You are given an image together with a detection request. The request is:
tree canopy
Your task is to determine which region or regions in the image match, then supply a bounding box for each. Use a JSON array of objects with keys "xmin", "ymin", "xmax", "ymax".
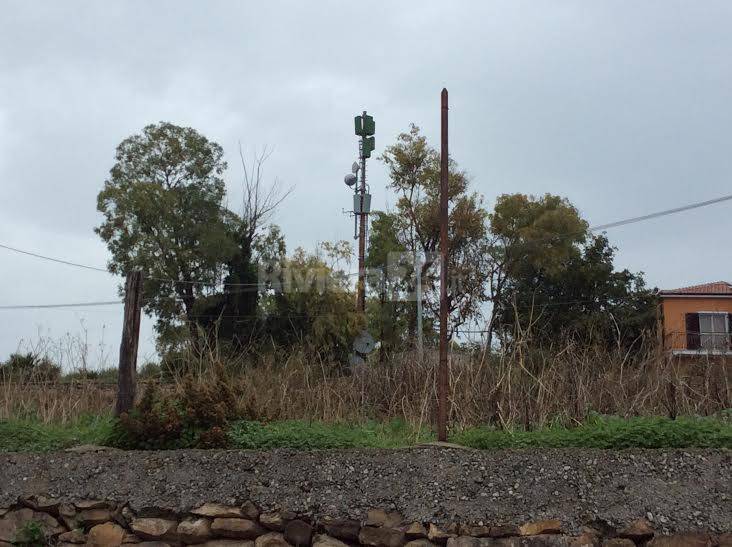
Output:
[{"xmin": 96, "ymin": 122, "xmax": 235, "ymax": 346}]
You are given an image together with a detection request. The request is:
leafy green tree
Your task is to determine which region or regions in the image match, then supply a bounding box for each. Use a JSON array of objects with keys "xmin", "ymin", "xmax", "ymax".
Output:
[
  {"xmin": 365, "ymin": 212, "xmax": 411, "ymax": 360},
  {"xmin": 96, "ymin": 122, "xmax": 236, "ymax": 346},
  {"xmin": 261, "ymin": 241, "xmax": 362, "ymax": 361},
  {"xmin": 379, "ymin": 124, "xmax": 490, "ymax": 339},
  {"xmin": 488, "ymin": 193, "xmax": 656, "ymax": 347},
  {"xmin": 486, "ymin": 193, "xmax": 588, "ymax": 346}
]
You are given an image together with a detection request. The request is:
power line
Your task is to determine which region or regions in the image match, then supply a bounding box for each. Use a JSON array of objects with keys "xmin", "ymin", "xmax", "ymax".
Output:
[
  {"xmin": 2, "ymin": 191, "xmax": 732, "ymax": 281},
  {"xmin": 590, "ymin": 193, "xmax": 732, "ymax": 231},
  {"xmin": 0, "ymin": 243, "xmax": 109, "ymax": 273},
  {"xmin": 0, "ymin": 300, "xmax": 123, "ymax": 310}
]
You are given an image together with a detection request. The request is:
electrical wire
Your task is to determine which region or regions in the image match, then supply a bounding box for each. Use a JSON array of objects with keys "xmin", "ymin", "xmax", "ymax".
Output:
[
  {"xmin": 590, "ymin": 193, "xmax": 732, "ymax": 231},
  {"xmin": 2, "ymin": 191, "xmax": 731, "ymax": 284},
  {"xmin": 0, "ymin": 300, "xmax": 123, "ymax": 310},
  {"xmin": 0, "ymin": 243, "xmax": 109, "ymax": 272}
]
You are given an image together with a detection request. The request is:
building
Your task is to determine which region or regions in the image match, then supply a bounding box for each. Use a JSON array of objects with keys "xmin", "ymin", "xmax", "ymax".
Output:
[{"xmin": 659, "ymin": 281, "xmax": 732, "ymax": 355}]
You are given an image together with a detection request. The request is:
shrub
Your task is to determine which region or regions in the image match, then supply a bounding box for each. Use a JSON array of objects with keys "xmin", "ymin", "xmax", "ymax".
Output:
[
  {"xmin": 0, "ymin": 353, "xmax": 61, "ymax": 382},
  {"xmin": 14, "ymin": 520, "xmax": 46, "ymax": 546},
  {"xmin": 62, "ymin": 367, "xmax": 117, "ymax": 383},
  {"xmin": 109, "ymin": 371, "xmax": 238, "ymax": 449},
  {"xmin": 139, "ymin": 361, "xmax": 162, "ymax": 380}
]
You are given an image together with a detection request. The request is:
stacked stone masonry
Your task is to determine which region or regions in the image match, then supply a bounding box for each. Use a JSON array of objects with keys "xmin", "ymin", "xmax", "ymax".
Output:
[{"xmin": 0, "ymin": 498, "xmax": 728, "ymax": 547}]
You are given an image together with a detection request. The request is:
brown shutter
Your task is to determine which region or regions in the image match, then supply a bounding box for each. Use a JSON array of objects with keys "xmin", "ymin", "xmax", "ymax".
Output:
[
  {"xmin": 685, "ymin": 313, "xmax": 700, "ymax": 350},
  {"xmin": 728, "ymin": 313, "xmax": 732, "ymax": 349}
]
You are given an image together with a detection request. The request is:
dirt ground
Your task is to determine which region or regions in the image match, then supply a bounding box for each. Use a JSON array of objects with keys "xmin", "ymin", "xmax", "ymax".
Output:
[{"xmin": 0, "ymin": 447, "xmax": 729, "ymax": 533}]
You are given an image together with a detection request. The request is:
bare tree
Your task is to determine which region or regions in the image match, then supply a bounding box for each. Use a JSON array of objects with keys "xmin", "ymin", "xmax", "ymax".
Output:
[{"xmin": 239, "ymin": 144, "xmax": 293, "ymax": 242}]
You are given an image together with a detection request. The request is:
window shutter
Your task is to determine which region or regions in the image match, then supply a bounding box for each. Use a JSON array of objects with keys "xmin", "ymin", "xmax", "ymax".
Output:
[
  {"xmin": 685, "ymin": 313, "xmax": 700, "ymax": 350},
  {"xmin": 728, "ymin": 313, "xmax": 732, "ymax": 349}
]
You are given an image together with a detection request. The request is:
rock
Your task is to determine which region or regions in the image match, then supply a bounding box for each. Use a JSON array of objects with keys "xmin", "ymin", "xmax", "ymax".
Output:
[
  {"xmin": 447, "ymin": 537, "xmax": 480, "ymax": 547},
  {"xmin": 20, "ymin": 495, "xmax": 60, "ymax": 513},
  {"xmin": 403, "ymin": 522, "xmax": 429, "ymax": 539},
  {"xmin": 583, "ymin": 520, "xmax": 616, "ymax": 538},
  {"xmin": 366, "ymin": 508, "xmax": 404, "ymax": 528},
  {"xmin": 75, "ymin": 499, "xmax": 110, "ymax": 510},
  {"xmin": 618, "ymin": 519, "xmax": 654, "ymax": 542},
  {"xmin": 256, "ymin": 531, "xmax": 291, "ymax": 547},
  {"xmin": 57, "ymin": 528, "xmax": 86, "ymax": 544},
  {"xmin": 648, "ymin": 534, "xmax": 713, "ymax": 547},
  {"xmin": 460, "ymin": 526, "xmax": 491, "ymax": 538},
  {"xmin": 135, "ymin": 543, "xmax": 174, "ymax": 547},
  {"xmin": 58, "ymin": 503, "xmax": 78, "ymax": 529},
  {"xmin": 88, "ymin": 522, "xmax": 126, "ymax": 546},
  {"xmin": 405, "ymin": 541, "xmax": 440, "ymax": 547},
  {"xmin": 489, "ymin": 526, "xmax": 520, "ymax": 538},
  {"xmin": 177, "ymin": 517, "xmax": 212, "ymax": 544},
  {"xmin": 520, "ymin": 520, "xmax": 563, "ymax": 536},
  {"xmin": 211, "ymin": 518, "xmax": 265, "ymax": 540},
  {"xmin": 717, "ymin": 533, "xmax": 732, "ymax": 547},
  {"xmin": 360, "ymin": 526, "xmax": 406, "ymax": 547},
  {"xmin": 131, "ymin": 518, "xmax": 178, "ymax": 541},
  {"xmin": 570, "ymin": 531, "xmax": 599, "ymax": 547},
  {"xmin": 193, "ymin": 503, "xmax": 246, "ymax": 519},
  {"xmin": 260, "ymin": 511, "xmax": 295, "ymax": 532},
  {"xmin": 521, "ymin": 536, "xmax": 570, "ymax": 547},
  {"xmin": 312, "ymin": 534, "xmax": 349, "ymax": 547},
  {"xmin": 322, "ymin": 518, "xmax": 361, "ymax": 542},
  {"xmin": 366, "ymin": 509, "xmax": 389, "ymax": 527},
  {"xmin": 242, "ymin": 501, "xmax": 261, "ymax": 521},
  {"xmin": 284, "ymin": 519, "xmax": 312, "ymax": 546},
  {"xmin": 121, "ymin": 506, "xmax": 136, "ymax": 522},
  {"xmin": 602, "ymin": 540, "xmax": 635, "ymax": 547},
  {"xmin": 428, "ymin": 523, "xmax": 457, "ymax": 544},
  {"xmin": 78, "ymin": 508, "xmax": 113, "ymax": 526},
  {"xmin": 0, "ymin": 508, "xmax": 65, "ymax": 542},
  {"xmin": 122, "ymin": 531, "xmax": 142, "ymax": 543},
  {"xmin": 206, "ymin": 540, "xmax": 255, "ymax": 547},
  {"xmin": 491, "ymin": 539, "xmax": 521, "ymax": 547}
]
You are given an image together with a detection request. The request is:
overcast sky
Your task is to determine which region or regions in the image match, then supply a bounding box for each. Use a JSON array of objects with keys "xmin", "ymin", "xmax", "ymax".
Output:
[{"xmin": 1, "ymin": 1, "xmax": 731, "ymax": 368}]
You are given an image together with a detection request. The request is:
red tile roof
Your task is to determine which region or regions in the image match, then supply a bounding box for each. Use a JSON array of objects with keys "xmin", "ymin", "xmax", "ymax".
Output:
[{"xmin": 660, "ymin": 281, "xmax": 732, "ymax": 296}]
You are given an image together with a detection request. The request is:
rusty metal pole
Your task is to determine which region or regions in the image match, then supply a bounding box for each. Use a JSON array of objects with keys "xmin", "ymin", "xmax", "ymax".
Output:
[{"xmin": 437, "ymin": 88, "xmax": 449, "ymax": 442}]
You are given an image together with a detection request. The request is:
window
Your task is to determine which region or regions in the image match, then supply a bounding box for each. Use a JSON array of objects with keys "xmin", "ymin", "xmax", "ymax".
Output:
[
  {"xmin": 699, "ymin": 313, "xmax": 728, "ymax": 350},
  {"xmin": 685, "ymin": 312, "xmax": 730, "ymax": 351}
]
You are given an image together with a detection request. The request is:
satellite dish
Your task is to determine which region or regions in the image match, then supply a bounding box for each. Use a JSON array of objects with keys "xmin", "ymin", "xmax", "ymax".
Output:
[
  {"xmin": 344, "ymin": 173, "xmax": 357, "ymax": 186},
  {"xmin": 353, "ymin": 330, "xmax": 376, "ymax": 354},
  {"xmin": 351, "ymin": 161, "xmax": 360, "ymax": 174}
]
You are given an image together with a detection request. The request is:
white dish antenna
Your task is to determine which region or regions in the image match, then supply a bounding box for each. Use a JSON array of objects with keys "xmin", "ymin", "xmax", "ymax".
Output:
[{"xmin": 353, "ymin": 330, "xmax": 376, "ymax": 354}]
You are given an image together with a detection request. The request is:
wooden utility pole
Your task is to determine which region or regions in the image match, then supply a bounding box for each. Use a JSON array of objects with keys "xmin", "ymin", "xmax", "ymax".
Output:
[
  {"xmin": 437, "ymin": 88, "xmax": 449, "ymax": 442},
  {"xmin": 115, "ymin": 270, "xmax": 144, "ymax": 416}
]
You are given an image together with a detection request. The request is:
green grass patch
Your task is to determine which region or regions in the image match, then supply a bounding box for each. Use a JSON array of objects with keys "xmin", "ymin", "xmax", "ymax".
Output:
[
  {"xmin": 452, "ymin": 414, "xmax": 732, "ymax": 449},
  {"xmin": 0, "ymin": 415, "xmax": 115, "ymax": 452},
  {"xmin": 1, "ymin": 414, "xmax": 729, "ymax": 452},
  {"xmin": 228, "ymin": 419, "xmax": 434, "ymax": 449}
]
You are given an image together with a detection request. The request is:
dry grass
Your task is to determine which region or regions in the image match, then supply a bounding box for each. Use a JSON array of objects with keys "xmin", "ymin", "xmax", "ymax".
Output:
[{"xmin": 3, "ymin": 336, "xmax": 729, "ymax": 428}]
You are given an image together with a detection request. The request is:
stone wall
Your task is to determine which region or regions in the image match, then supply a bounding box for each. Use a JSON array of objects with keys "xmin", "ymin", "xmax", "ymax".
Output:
[{"xmin": 0, "ymin": 498, "xmax": 728, "ymax": 547}]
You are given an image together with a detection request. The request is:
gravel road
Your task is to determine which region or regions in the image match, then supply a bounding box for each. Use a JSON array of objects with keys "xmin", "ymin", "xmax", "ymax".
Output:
[{"xmin": 0, "ymin": 447, "xmax": 729, "ymax": 534}]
